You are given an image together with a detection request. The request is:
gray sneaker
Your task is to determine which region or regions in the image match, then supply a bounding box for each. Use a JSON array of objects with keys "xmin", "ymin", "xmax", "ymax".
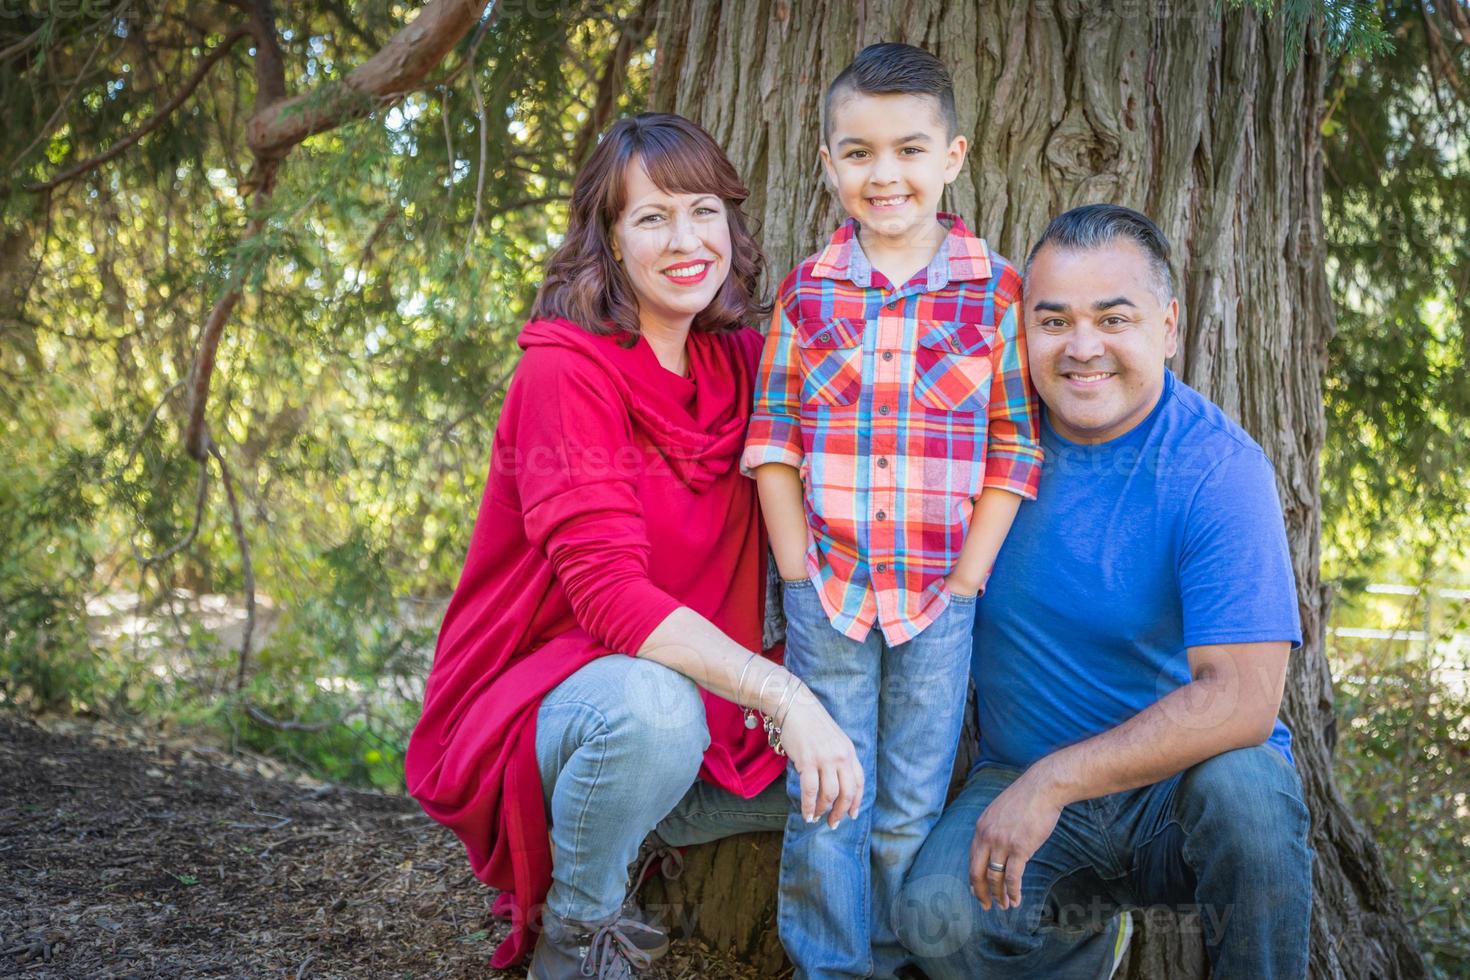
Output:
[
  {"xmin": 529, "ymin": 907, "xmax": 663, "ymax": 980},
  {"xmin": 615, "ymin": 893, "xmax": 671, "ymax": 960}
]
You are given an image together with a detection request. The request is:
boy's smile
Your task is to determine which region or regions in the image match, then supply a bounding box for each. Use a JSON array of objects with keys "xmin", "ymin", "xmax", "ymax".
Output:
[{"xmin": 820, "ymin": 91, "xmax": 967, "ymax": 261}]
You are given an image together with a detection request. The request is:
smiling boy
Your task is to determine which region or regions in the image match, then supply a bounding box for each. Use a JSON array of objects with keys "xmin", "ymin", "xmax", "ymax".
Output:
[{"xmin": 741, "ymin": 43, "xmax": 1043, "ymax": 979}]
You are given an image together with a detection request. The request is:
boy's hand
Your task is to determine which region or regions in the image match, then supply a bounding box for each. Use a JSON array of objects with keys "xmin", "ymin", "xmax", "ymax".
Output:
[{"xmin": 944, "ymin": 571, "xmax": 982, "ymax": 598}]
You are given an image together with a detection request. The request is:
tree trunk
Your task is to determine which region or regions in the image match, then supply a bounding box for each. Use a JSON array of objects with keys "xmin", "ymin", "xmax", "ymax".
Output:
[{"xmin": 645, "ymin": 2, "xmax": 1427, "ymax": 977}]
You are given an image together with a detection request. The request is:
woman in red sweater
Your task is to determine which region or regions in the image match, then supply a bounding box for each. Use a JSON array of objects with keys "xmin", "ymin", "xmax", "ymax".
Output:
[{"xmin": 404, "ymin": 114, "xmax": 862, "ymax": 980}]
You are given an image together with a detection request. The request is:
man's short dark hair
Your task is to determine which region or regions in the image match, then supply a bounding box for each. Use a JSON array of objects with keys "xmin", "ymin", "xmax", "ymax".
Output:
[
  {"xmin": 1025, "ymin": 204, "xmax": 1176, "ymax": 300},
  {"xmin": 824, "ymin": 43, "xmax": 958, "ymax": 143}
]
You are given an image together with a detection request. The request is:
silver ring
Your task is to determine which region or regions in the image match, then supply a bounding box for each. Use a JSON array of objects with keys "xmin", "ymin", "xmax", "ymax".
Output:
[{"xmin": 986, "ymin": 860, "xmax": 1006, "ymax": 874}]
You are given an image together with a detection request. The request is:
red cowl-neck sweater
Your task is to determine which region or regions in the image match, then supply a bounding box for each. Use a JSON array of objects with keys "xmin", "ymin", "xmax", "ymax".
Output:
[{"xmin": 404, "ymin": 317, "xmax": 784, "ymax": 967}]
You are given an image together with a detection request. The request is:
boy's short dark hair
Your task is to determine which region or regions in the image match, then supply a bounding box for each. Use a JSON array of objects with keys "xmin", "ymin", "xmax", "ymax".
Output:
[
  {"xmin": 1024, "ymin": 204, "xmax": 1176, "ymax": 301},
  {"xmin": 824, "ymin": 42, "xmax": 958, "ymax": 143}
]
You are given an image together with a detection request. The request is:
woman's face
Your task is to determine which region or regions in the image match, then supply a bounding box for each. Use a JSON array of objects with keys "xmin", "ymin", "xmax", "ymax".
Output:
[{"xmin": 612, "ymin": 160, "xmax": 732, "ymax": 333}]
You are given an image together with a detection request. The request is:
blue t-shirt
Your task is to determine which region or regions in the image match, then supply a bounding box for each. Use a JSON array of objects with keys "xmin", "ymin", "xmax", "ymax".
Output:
[{"xmin": 973, "ymin": 370, "xmax": 1302, "ymax": 768}]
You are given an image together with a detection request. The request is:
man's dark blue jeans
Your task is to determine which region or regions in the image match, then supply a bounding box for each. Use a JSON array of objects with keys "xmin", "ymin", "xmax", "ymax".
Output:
[{"xmin": 894, "ymin": 745, "xmax": 1313, "ymax": 979}]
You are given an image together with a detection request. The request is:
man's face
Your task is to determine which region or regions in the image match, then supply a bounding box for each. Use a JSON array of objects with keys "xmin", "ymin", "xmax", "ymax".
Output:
[
  {"xmin": 1024, "ymin": 239, "xmax": 1179, "ymax": 444},
  {"xmin": 819, "ymin": 91, "xmax": 966, "ymax": 247}
]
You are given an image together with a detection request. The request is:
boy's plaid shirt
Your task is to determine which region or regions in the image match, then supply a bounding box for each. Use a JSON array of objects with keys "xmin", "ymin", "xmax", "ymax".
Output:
[{"xmin": 741, "ymin": 215, "xmax": 1042, "ymax": 644}]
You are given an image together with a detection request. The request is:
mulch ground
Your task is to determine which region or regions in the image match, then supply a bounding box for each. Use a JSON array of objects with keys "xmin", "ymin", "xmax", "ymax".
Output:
[{"xmin": 0, "ymin": 712, "xmax": 763, "ymax": 979}]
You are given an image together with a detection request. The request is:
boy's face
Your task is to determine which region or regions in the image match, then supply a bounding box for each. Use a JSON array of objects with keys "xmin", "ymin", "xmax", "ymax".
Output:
[{"xmin": 820, "ymin": 91, "xmax": 967, "ymax": 247}]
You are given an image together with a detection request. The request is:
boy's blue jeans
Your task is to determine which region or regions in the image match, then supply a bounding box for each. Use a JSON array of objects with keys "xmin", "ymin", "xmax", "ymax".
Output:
[
  {"xmin": 535, "ymin": 654, "xmax": 788, "ymax": 924},
  {"xmin": 778, "ymin": 577, "xmax": 975, "ymax": 980},
  {"xmin": 895, "ymin": 746, "xmax": 1313, "ymax": 979}
]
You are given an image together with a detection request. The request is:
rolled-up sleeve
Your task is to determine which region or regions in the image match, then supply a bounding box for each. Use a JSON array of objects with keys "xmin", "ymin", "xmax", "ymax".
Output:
[
  {"xmin": 512, "ymin": 350, "xmax": 681, "ymax": 654},
  {"xmin": 982, "ymin": 303, "xmax": 1043, "ymax": 498},
  {"xmin": 740, "ymin": 289, "xmax": 805, "ymax": 476}
]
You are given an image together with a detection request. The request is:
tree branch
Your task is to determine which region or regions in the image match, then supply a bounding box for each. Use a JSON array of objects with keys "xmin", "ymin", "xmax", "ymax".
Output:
[
  {"xmin": 463, "ymin": 66, "xmax": 488, "ymax": 259},
  {"xmin": 319, "ymin": 0, "xmax": 381, "ymax": 50},
  {"xmin": 247, "ymin": 0, "xmax": 287, "ymax": 105},
  {"xmin": 124, "ymin": 379, "xmax": 187, "ymax": 471},
  {"xmin": 572, "ymin": 0, "xmax": 655, "ymax": 166},
  {"xmin": 209, "ymin": 441, "xmax": 256, "ymax": 693},
  {"xmin": 355, "ymin": 203, "xmax": 400, "ymax": 272},
  {"xmin": 25, "ymin": 27, "xmax": 250, "ymax": 194},
  {"xmin": 184, "ymin": 225, "xmax": 253, "ymax": 461},
  {"xmin": 1442, "ymin": 0, "xmax": 1470, "ymax": 46},
  {"xmin": 184, "ymin": 0, "xmax": 495, "ymax": 468},
  {"xmin": 430, "ymin": 0, "xmax": 506, "ymax": 93},
  {"xmin": 246, "ymin": 0, "xmax": 493, "ymax": 161},
  {"xmin": 0, "ymin": 24, "xmax": 46, "ymax": 66},
  {"xmin": 1420, "ymin": 0, "xmax": 1469, "ymax": 102},
  {"xmin": 244, "ymin": 703, "xmax": 337, "ymax": 733},
  {"xmin": 6, "ymin": 24, "xmax": 112, "ymax": 179},
  {"xmin": 140, "ymin": 460, "xmax": 211, "ymax": 567}
]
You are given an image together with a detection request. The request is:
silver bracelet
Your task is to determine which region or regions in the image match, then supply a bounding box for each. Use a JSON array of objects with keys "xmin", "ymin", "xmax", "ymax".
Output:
[
  {"xmin": 759, "ymin": 675, "xmax": 803, "ymax": 757},
  {"xmin": 734, "ymin": 651, "xmax": 759, "ymax": 705},
  {"xmin": 755, "ymin": 666, "xmax": 785, "ymax": 715},
  {"xmin": 775, "ymin": 677, "xmax": 804, "ymax": 729}
]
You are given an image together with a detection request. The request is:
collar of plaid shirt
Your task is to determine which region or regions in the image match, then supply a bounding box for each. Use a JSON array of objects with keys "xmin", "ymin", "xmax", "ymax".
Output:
[
  {"xmin": 809, "ymin": 212, "xmax": 993, "ymax": 291},
  {"xmin": 741, "ymin": 208, "xmax": 1041, "ymax": 644}
]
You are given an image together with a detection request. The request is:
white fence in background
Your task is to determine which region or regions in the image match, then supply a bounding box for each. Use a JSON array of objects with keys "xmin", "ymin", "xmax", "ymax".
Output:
[
  {"xmin": 1328, "ymin": 583, "xmax": 1470, "ymax": 699},
  {"xmin": 1328, "ymin": 583, "xmax": 1470, "ymax": 643}
]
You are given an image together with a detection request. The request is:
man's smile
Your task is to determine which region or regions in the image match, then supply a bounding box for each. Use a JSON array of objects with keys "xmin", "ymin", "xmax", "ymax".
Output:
[{"xmin": 1061, "ymin": 370, "xmax": 1117, "ymax": 387}]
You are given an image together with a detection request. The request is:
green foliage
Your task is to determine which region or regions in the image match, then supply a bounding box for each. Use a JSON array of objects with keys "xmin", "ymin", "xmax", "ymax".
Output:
[
  {"xmin": 1320, "ymin": 4, "xmax": 1470, "ymax": 968},
  {"xmin": 1231, "ymin": 0, "xmax": 1393, "ymax": 59},
  {"xmin": 0, "ymin": 0, "xmax": 655, "ymax": 781},
  {"xmin": 0, "ymin": 418, "xmax": 102, "ymax": 710},
  {"xmin": 1322, "ymin": 1, "xmax": 1470, "ymax": 580},
  {"xmin": 1331, "ymin": 601, "xmax": 1470, "ymax": 976}
]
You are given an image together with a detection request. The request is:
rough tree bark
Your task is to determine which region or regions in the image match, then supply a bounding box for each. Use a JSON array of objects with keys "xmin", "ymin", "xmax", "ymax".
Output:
[{"xmin": 643, "ymin": 2, "xmax": 1428, "ymax": 977}]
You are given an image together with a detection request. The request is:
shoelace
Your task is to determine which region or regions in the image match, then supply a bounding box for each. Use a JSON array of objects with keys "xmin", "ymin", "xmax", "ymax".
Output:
[
  {"xmin": 579, "ymin": 920, "xmax": 654, "ymax": 979},
  {"xmin": 631, "ymin": 838, "xmax": 685, "ymax": 890}
]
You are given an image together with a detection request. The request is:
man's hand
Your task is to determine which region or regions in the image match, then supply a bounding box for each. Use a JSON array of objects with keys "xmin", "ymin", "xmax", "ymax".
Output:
[{"xmin": 968, "ymin": 769, "xmax": 1063, "ymax": 910}]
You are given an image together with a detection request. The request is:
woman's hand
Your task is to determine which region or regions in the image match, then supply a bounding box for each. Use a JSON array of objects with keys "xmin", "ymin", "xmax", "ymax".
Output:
[
  {"xmin": 637, "ymin": 610, "xmax": 862, "ymax": 828},
  {"xmin": 777, "ymin": 685, "xmax": 864, "ymax": 829}
]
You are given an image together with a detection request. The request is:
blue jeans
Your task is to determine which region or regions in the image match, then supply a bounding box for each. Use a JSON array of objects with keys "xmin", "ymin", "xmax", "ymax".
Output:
[
  {"xmin": 895, "ymin": 745, "xmax": 1313, "ymax": 979},
  {"xmin": 778, "ymin": 578, "xmax": 975, "ymax": 980},
  {"xmin": 535, "ymin": 654, "xmax": 789, "ymax": 923}
]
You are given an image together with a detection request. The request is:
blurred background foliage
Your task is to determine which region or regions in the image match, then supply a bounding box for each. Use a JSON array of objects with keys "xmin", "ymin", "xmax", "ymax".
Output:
[
  {"xmin": 0, "ymin": 0, "xmax": 1465, "ymax": 971},
  {"xmin": 1, "ymin": 0, "xmax": 658, "ymax": 786},
  {"xmin": 1320, "ymin": 5, "xmax": 1469, "ymax": 969}
]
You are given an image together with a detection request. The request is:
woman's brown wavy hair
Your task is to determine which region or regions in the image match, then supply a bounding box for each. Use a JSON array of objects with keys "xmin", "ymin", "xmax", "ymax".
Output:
[{"xmin": 530, "ymin": 113, "xmax": 769, "ymax": 343}]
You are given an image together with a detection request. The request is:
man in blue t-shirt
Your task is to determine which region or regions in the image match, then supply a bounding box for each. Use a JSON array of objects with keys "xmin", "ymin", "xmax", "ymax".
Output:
[{"xmin": 895, "ymin": 205, "xmax": 1312, "ymax": 979}]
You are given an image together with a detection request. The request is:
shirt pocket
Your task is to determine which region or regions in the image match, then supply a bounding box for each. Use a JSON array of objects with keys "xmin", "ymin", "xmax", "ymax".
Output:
[
  {"xmin": 912, "ymin": 319, "xmax": 995, "ymax": 413},
  {"xmin": 796, "ymin": 317, "xmax": 865, "ymax": 408}
]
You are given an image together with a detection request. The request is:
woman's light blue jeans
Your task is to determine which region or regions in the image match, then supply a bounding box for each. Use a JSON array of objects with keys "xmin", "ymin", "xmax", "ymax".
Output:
[
  {"xmin": 778, "ymin": 577, "xmax": 976, "ymax": 980},
  {"xmin": 535, "ymin": 654, "xmax": 789, "ymax": 924}
]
